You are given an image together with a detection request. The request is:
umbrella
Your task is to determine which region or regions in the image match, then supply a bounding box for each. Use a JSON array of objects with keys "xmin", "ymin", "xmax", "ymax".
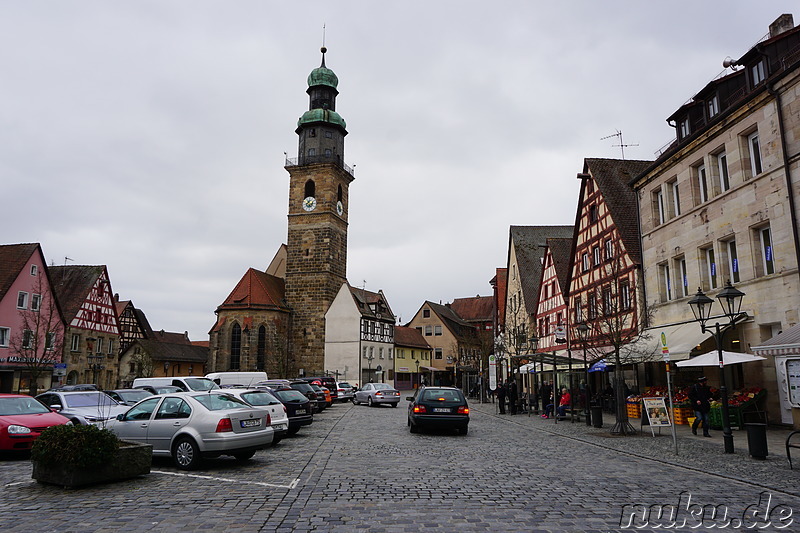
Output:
[
  {"xmin": 675, "ymin": 350, "xmax": 766, "ymax": 367},
  {"xmin": 588, "ymin": 359, "xmax": 609, "ymax": 372}
]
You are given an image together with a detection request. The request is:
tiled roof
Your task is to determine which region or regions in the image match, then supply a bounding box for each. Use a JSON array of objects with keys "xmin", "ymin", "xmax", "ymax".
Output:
[
  {"xmin": 546, "ymin": 237, "xmax": 574, "ymax": 296},
  {"xmin": 509, "ymin": 226, "xmax": 574, "ymax": 314},
  {"xmin": 349, "ymin": 285, "xmax": 395, "ymax": 321},
  {"xmin": 427, "ymin": 301, "xmax": 473, "ymax": 338},
  {"xmin": 584, "ymin": 158, "xmax": 652, "ymax": 264},
  {"xmin": 49, "ymin": 265, "xmax": 107, "ymax": 322},
  {"xmin": 493, "ymin": 268, "xmax": 507, "ymax": 327},
  {"xmin": 216, "ymin": 268, "xmax": 288, "ymax": 312},
  {"xmin": 136, "ymin": 338, "xmax": 209, "ymax": 363},
  {"xmin": 394, "ymin": 326, "xmax": 430, "ymax": 349},
  {"xmin": 0, "ymin": 243, "xmax": 39, "ymax": 302},
  {"xmin": 151, "ymin": 329, "xmax": 191, "ymax": 345},
  {"xmin": 449, "ymin": 296, "xmax": 493, "ymax": 322}
]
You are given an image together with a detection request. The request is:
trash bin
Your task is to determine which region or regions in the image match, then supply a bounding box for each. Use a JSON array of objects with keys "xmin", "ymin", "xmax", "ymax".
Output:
[
  {"xmin": 745, "ymin": 423, "xmax": 768, "ymax": 459},
  {"xmin": 591, "ymin": 406, "xmax": 603, "ymax": 428}
]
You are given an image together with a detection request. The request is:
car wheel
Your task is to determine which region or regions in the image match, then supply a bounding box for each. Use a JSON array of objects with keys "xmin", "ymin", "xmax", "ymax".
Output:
[
  {"xmin": 390, "ymin": 402, "xmax": 397, "ymax": 408},
  {"xmin": 352, "ymin": 397, "xmax": 359, "ymax": 405},
  {"xmin": 409, "ymin": 422, "xmax": 419, "ymax": 434},
  {"xmin": 271, "ymin": 436, "xmax": 282, "ymax": 446},
  {"xmin": 459, "ymin": 426, "xmax": 469, "ymax": 435},
  {"xmin": 233, "ymin": 450, "xmax": 256, "ymax": 462},
  {"xmin": 173, "ymin": 437, "xmax": 202, "ymax": 470},
  {"xmin": 288, "ymin": 426, "xmax": 300, "ymax": 435},
  {"xmin": 367, "ymin": 396, "xmax": 374, "ymax": 407}
]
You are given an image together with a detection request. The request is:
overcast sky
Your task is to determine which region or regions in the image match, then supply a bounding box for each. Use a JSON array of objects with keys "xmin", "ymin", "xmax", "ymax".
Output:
[{"xmin": 2, "ymin": 1, "xmax": 795, "ymax": 340}]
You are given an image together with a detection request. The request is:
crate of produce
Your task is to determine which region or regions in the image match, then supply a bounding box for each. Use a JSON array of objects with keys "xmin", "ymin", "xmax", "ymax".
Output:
[
  {"xmin": 672, "ymin": 407, "xmax": 693, "ymax": 425},
  {"xmin": 709, "ymin": 406, "xmax": 744, "ymax": 430},
  {"xmin": 626, "ymin": 401, "xmax": 641, "ymax": 419}
]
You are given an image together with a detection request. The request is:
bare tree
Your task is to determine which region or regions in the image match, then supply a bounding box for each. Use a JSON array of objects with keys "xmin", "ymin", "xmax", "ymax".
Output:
[{"xmin": 9, "ymin": 275, "xmax": 65, "ymax": 396}]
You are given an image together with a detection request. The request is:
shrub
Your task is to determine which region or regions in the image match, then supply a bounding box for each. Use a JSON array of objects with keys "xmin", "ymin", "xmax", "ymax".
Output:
[{"xmin": 31, "ymin": 424, "xmax": 119, "ymax": 468}]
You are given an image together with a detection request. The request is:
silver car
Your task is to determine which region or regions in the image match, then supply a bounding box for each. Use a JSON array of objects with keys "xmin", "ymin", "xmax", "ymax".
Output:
[
  {"xmin": 352, "ymin": 383, "xmax": 401, "ymax": 407},
  {"xmin": 107, "ymin": 392, "xmax": 274, "ymax": 470},
  {"xmin": 218, "ymin": 389, "xmax": 290, "ymax": 444},
  {"xmin": 35, "ymin": 391, "xmax": 129, "ymax": 426},
  {"xmin": 337, "ymin": 382, "xmax": 355, "ymax": 402}
]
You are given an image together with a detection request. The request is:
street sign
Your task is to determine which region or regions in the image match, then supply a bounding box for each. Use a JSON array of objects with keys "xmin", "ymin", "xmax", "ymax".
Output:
[
  {"xmin": 488, "ymin": 355, "xmax": 497, "ymax": 391},
  {"xmin": 555, "ymin": 326, "xmax": 567, "ymax": 344},
  {"xmin": 53, "ymin": 363, "xmax": 67, "ymax": 377},
  {"xmin": 660, "ymin": 332, "xmax": 670, "ymax": 362}
]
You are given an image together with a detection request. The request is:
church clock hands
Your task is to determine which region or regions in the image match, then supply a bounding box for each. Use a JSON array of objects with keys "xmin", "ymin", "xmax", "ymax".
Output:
[{"xmin": 302, "ymin": 196, "xmax": 317, "ymax": 212}]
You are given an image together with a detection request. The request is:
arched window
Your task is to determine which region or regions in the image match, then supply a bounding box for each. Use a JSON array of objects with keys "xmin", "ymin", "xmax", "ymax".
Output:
[
  {"xmin": 230, "ymin": 323, "xmax": 241, "ymax": 370},
  {"xmin": 257, "ymin": 325, "xmax": 266, "ymax": 370},
  {"xmin": 337, "ymin": 184, "xmax": 343, "ymax": 203},
  {"xmin": 305, "ymin": 180, "xmax": 315, "ymax": 198}
]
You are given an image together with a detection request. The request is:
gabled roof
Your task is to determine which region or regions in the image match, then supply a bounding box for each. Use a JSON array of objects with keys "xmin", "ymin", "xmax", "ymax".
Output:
[
  {"xmin": 49, "ymin": 265, "xmax": 108, "ymax": 322},
  {"xmin": 394, "ymin": 326, "xmax": 431, "ymax": 349},
  {"xmin": 348, "ymin": 285, "xmax": 395, "ymax": 322},
  {"xmin": 449, "ymin": 296, "xmax": 493, "ymax": 323},
  {"xmin": 491, "ymin": 267, "xmax": 508, "ymax": 328},
  {"xmin": 216, "ymin": 268, "xmax": 288, "ymax": 312},
  {"xmin": 0, "ymin": 243, "xmax": 39, "ymax": 301},
  {"xmin": 583, "ymin": 158, "xmax": 652, "ymax": 264},
  {"xmin": 134, "ymin": 338, "xmax": 209, "ymax": 363},
  {"xmin": 426, "ymin": 301, "xmax": 474, "ymax": 339},
  {"xmin": 151, "ymin": 329, "xmax": 192, "ymax": 345},
  {"xmin": 546, "ymin": 237, "xmax": 574, "ymax": 296},
  {"xmin": 508, "ymin": 226, "xmax": 574, "ymax": 314}
]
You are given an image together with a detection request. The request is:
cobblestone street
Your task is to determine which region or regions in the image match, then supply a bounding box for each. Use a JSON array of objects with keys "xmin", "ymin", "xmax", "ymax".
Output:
[{"xmin": 2, "ymin": 398, "xmax": 799, "ymax": 532}]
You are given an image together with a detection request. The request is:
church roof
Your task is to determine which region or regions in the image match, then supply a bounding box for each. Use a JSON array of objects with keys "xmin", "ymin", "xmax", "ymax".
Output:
[{"xmin": 215, "ymin": 268, "xmax": 288, "ymax": 312}]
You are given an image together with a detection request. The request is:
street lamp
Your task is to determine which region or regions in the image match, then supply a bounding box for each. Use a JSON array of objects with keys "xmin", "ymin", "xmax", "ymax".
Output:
[
  {"xmin": 366, "ymin": 351, "xmax": 374, "ymax": 383},
  {"xmin": 576, "ymin": 322, "xmax": 591, "ymax": 427},
  {"xmin": 687, "ymin": 281, "xmax": 746, "ymax": 454},
  {"xmin": 415, "ymin": 359, "xmax": 420, "ymax": 388}
]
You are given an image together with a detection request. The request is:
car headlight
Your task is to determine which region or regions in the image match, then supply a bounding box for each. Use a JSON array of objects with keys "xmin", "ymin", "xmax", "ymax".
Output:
[{"xmin": 8, "ymin": 425, "xmax": 32, "ymax": 435}]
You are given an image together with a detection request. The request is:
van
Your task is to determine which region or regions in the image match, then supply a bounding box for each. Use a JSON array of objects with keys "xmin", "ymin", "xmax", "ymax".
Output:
[
  {"xmin": 204, "ymin": 372, "xmax": 269, "ymax": 388},
  {"xmin": 131, "ymin": 376, "xmax": 218, "ymax": 392}
]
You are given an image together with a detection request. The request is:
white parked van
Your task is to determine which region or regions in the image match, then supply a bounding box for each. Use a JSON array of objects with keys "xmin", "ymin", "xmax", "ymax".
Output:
[
  {"xmin": 205, "ymin": 372, "xmax": 269, "ymax": 388},
  {"xmin": 131, "ymin": 376, "xmax": 218, "ymax": 392}
]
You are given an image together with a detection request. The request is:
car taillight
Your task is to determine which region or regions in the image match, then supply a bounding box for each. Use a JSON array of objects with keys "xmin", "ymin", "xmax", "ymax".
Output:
[
  {"xmin": 283, "ymin": 405, "xmax": 287, "ymax": 413},
  {"xmin": 457, "ymin": 406, "xmax": 470, "ymax": 415},
  {"xmin": 413, "ymin": 405, "xmax": 427, "ymax": 413},
  {"xmin": 376, "ymin": 392, "xmax": 383, "ymax": 396},
  {"xmin": 215, "ymin": 418, "xmax": 233, "ymax": 432},
  {"xmin": 266, "ymin": 413, "xmax": 271, "ymax": 426}
]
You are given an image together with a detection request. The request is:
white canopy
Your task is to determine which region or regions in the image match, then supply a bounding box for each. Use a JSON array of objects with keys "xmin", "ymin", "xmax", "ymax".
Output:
[{"xmin": 675, "ymin": 350, "xmax": 766, "ymax": 367}]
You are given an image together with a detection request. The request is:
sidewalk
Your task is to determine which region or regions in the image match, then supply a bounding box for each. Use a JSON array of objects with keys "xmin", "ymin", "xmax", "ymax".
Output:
[{"xmin": 471, "ymin": 398, "xmax": 800, "ymax": 496}]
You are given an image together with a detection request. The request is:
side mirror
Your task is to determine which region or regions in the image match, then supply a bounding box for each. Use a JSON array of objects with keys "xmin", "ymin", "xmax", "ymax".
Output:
[
  {"xmin": 50, "ymin": 404, "xmax": 62, "ymax": 411},
  {"xmin": 116, "ymin": 413, "xmax": 125, "ymax": 421}
]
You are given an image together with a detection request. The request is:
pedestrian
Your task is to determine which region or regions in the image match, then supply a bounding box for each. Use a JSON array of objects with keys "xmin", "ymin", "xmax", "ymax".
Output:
[
  {"xmin": 540, "ymin": 381, "xmax": 553, "ymax": 419},
  {"xmin": 497, "ymin": 381, "xmax": 507, "ymax": 414},
  {"xmin": 508, "ymin": 378, "xmax": 518, "ymax": 415},
  {"xmin": 689, "ymin": 376, "xmax": 712, "ymax": 437}
]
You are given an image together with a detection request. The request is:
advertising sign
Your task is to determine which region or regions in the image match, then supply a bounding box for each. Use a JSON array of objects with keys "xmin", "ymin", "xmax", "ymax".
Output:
[
  {"xmin": 488, "ymin": 355, "xmax": 497, "ymax": 391},
  {"xmin": 660, "ymin": 332, "xmax": 670, "ymax": 362},
  {"xmin": 53, "ymin": 363, "xmax": 67, "ymax": 377},
  {"xmin": 643, "ymin": 397, "xmax": 672, "ymax": 428}
]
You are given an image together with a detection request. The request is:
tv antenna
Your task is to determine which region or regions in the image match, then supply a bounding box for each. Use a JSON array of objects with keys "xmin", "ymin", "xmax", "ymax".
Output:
[{"xmin": 601, "ymin": 130, "xmax": 638, "ymax": 160}]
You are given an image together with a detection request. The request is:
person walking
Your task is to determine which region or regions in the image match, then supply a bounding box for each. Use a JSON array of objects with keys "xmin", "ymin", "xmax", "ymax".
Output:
[
  {"xmin": 508, "ymin": 378, "xmax": 518, "ymax": 415},
  {"xmin": 496, "ymin": 380, "xmax": 507, "ymax": 414},
  {"xmin": 689, "ymin": 376, "xmax": 712, "ymax": 437}
]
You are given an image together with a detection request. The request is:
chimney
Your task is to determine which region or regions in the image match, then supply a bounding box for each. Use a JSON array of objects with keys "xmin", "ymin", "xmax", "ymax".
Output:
[{"xmin": 769, "ymin": 14, "xmax": 794, "ymax": 38}]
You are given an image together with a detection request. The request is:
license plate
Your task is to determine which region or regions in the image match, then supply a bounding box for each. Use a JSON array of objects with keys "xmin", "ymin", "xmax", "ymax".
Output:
[
  {"xmin": 433, "ymin": 408, "xmax": 451, "ymax": 413},
  {"xmin": 241, "ymin": 419, "xmax": 261, "ymax": 428}
]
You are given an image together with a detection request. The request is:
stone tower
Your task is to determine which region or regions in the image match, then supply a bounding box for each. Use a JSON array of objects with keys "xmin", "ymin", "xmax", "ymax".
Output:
[{"xmin": 284, "ymin": 47, "xmax": 354, "ymax": 375}]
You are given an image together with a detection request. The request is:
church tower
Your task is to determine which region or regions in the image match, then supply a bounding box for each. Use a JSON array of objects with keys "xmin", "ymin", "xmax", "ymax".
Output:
[{"xmin": 284, "ymin": 47, "xmax": 354, "ymax": 375}]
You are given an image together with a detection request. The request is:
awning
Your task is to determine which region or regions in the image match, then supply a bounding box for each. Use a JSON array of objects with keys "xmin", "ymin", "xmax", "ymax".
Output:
[
  {"xmin": 622, "ymin": 322, "xmax": 712, "ymax": 362},
  {"xmin": 752, "ymin": 322, "xmax": 800, "ymax": 357},
  {"xmin": 420, "ymin": 366, "xmax": 441, "ymax": 372},
  {"xmin": 676, "ymin": 350, "xmax": 766, "ymax": 367}
]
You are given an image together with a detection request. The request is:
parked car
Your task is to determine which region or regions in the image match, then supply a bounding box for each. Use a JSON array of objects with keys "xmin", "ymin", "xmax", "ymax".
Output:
[
  {"xmin": 205, "ymin": 372, "xmax": 269, "ymax": 388},
  {"xmin": 298, "ymin": 376, "xmax": 339, "ymax": 402},
  {"xmin": 309, "ymin": 384, "xmax": 331, "ymax": 408},
  {"xmin": 0, "ymin": 394, "xmax": 71, "ymax": 451},
  {"xmin": 252, "ymin": 379, "xmax": 292, "ymax": 390},
  {"xmin": 132, "ymin": 376, "xmax": 219, "ymax": 392},
  {"xmin": 107, "ymin": 391, "xmax": 274, "ymax": 470},
  {"xmin": 47, "ymin": 384, "xmax": 99, "ymax": 392},
  {"xmin": 219, "ymin": 388, "xmax": 290, "ymax": 444},
  {"xmin": 35, "ymin": 391, "xmax": 129, "ymax": 426},
  {"xmin": 104, "ymin": 389, "xmax": 155, "ymax": 406},
  {"xmin": 269, "ymin": 387, "xmax": 314, "ymax": 435},
  {"xmin": 407, "ymin": 386, "xmax": 470, "ymax": 435},
  {"xmin": 353, "ymin": 383, "xmax": 401, "ymax": 407},
  {"xmin": 336, "ymin": 382, "xmax": 355, "ymax": 402},
  {"xmin": 289, "ymin": 381, "xmax": 324, "ymax": 413},
  {"xmin": 135, "ymin": 385, "xmax": 184, "ymax": 395}
]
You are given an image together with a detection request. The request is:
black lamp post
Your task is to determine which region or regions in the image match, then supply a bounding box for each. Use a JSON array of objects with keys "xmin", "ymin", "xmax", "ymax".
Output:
[
  {"xmin": 576, "ymin": 322, "xmax": 591, "ymax": 426},
  {"xmin": 415, "ymin": 359, "xmax": 420, "ymax": 388},
  {"xmin": 687, "ymin": 281, "xmax": 745, "ymax": 454}
]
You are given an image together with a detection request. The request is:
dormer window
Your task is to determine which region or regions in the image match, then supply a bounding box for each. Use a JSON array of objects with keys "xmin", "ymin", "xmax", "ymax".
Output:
[
  {"xmin": 707, "ymin": 95, "xmax": 719, "ymax": 118},
  {"xmin": 751, "ymin": 60, "xmax": 766, "ymax": 87},
  {"xmin": 679, "ymin": 118, "xmax": 690, "ymax": 139}
]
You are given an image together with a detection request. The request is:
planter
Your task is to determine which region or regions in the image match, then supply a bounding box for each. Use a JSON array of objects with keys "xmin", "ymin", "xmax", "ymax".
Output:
[{"xmin": 32, "ymin": 440, "xmax": 152, "ymax": 488}]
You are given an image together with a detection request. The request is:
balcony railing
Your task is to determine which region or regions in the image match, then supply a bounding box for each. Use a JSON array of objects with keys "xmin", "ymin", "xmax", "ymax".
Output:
[{"xmin": 285, "ymin": 154, "xmax": 354, "ymax": 177}]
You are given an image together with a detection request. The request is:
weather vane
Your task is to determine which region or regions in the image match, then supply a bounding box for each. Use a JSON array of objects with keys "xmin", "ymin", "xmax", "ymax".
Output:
[{"xmin": 601, "ymin": 130, "xmax": 638, "ymax": 160}]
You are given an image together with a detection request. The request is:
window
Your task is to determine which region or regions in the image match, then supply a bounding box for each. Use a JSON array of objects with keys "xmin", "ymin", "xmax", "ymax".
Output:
[
  {"xmin": 593, "ymin": 246, "xmax": 601, "ymax": 266},
  {"xmin": 362, "ymin": 347, "xmax": 368, "ymax": 359},
  {"xmin": 324, "ymin": 149, "xmax": 332, "ymax": 157},
  {"xmin": 0, "ymin": 327, "xmax": 9, "ymax": 347},
  {"xmin": 423, "ymin": 309, "xmax": 430, "ymax": 318},
  {"xmin": 716, "ymin": 152, "xmax": 730, "ymax": 192},
  {"xmin": 45, "ymin": 332, "xmax": 55, "ymax": 351},
  {"xmin": 654, "ymin": 189, "xmax": 665, "ymax": 225},
  {"xmin": 679, "ymin": 118, "xmax": 690, "ymax": 138},
  {"xmin": 666, "ymin": 179, "xmax": 680, "ymax": 218},
  {"xmin": 31, "ymin": 294, "xmax": 41, "ymax": 312},
  {"xmin": 424, "ymin": 325, "xmax": 432, "ymax": 336},
  {"xmin": 388, "ymin": 348, "xmax": 393, "ymax": 359},
  {"xmin": 696, "ymin": 164, "xmax": 709, "ymax": 203},
  {"xmin": 604, "ymin": 239, "xmax": 613, "ymax": 261},
  {"xmin": 304, "ymin": 179, "xmax": 315, "ymax": 198},
  {"xmin": 747, "ymin": 132, "xmax": 762, "ymax": 176},
  {"xmin": 17, "ymin": 292, "xmax": 28, "ymax": 309},
  {"xmin": 678, "ymin": 257, "xmax": 689, "ymax": 298},
  {"xmin": 707, "ymin": 95, "xmax": 719, "ymax": 118},
  {"xmin": 307, "ymin": 148, "xmax": 316, "ymax": 157},
  {"xmin": 588, "ymin": 205, "xmax": 598, "ymax": 223},
  {"xmin": 308, "ymin": 128, "xmax": 316, "ymax": 138},
  {"xmin": 751, "ymin": 60, "xmax": 766, "ymax": 86},
  {"xmin": 30, "ymin": 264, "xmax": 38, "ymax": 276},
  {"xmin": 582, "ymin": 252, "xmax": 590, "ymax": 272},
  {"xmin": 619, "ymin": 281, "xmax": 631, "ymax": 310},
  {"xmin": 602, "ymin": 286, "xmax": 613, "ymax": 314},
  {"xmin": 434, "ymin": 348, "xmax": 443, "ymax": 360},
  {"xmin": 96, "ymin": 337, "xmax": 103, "ymax": 353},
  {"xmin": 230, "ymin": 323, "xmax": 241, "ymax": 370},
  {"xmin": 574, "ymin": 297, "xmax": 582, "ymax": 322},
  {"xmin": 71, "ymin": 334, "xmax": 80, "ymax": 352},
  {"xmin": 702, "ymin": 247, "xmax": 718, "ymax": 290},
  {"xmin": 22, "ymin": 329, "xmax": 33, "ymax": 349},
  {"xmin": 107, "ymin": 338, "xmax": 114, "ymax": 355},
  {"xmin": 379, "ymin": 348, "xmax": 384, "ymax": 359},
  {"xmin": 325, "ymin": 130, "xmax": 332, "ymax": 139},
  {"xmin": 756, "ymin": 226, "xmax": 775, "ymax": 276},
  {"xmin": 587, "ymin": 295, "xmax": 597, "ymax": 320},
  {"xmin": 659, "ymin": 263, "xmax": 672, "ymax": 302},
  {"xmin": 724, "ymin": 240, "xmax": 740, "ymax": 283}
]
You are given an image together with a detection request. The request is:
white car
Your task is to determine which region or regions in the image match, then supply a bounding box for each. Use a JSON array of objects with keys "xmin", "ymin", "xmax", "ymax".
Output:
[
  {"xmin": 107, "ymin": 391, "xmax": 273, "ymax": 470},
  {"xmin": 218, "ymin": 389, "xmax": 290, "ymax": 444}
]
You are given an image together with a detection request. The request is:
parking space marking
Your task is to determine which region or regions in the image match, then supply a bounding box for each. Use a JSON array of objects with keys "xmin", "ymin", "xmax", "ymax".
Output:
[{"xmin": 151, "ymin": 470, "xmax": 300, "ymax": 489}]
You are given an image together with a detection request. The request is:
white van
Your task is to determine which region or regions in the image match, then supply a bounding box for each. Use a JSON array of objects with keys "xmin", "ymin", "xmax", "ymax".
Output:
[
  {"xmin": 205, "ymin": 372, "xmax": 269, "ymax": 388},
  {"xmin": 132, "ymin": 376, "xmax": 219, "ymax": 392}
]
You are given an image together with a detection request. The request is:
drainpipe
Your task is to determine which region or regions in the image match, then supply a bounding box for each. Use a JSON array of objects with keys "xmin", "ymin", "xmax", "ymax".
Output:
[{"xmin": 767, "ymin": 82, "xmax": 800, "ymax": 285}]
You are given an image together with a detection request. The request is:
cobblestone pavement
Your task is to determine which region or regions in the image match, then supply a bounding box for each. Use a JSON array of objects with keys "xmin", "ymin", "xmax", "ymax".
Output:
[{"xmin": 1, "ymin": 397, "xmax": 799, "ymax": 532}]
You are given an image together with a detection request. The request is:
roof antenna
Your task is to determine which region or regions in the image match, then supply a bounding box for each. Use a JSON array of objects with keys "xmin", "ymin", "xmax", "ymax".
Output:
[
  {"xmin": 320, "ymin": 24, "xmax": 327, "ymax": 67},
  {"xmin": 601, "ymin": 130, "xmax": 638, "ymax": 160}
]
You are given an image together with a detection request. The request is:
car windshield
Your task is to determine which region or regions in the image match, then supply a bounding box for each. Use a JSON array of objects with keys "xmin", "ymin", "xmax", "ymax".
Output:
[
  {"xmin": 0, "ymin": 397, "xmax": 50, "ymax": 415},
  {"xmin": 273, "ymin": 390, "xmax": 308, "ymax": 403},
  {"xmin": 339, "ymin": 383, "xmax": 351, "ymax": 388},
  {"xmin": 372, "ymin": 383, "xmax": 393, "ymax": 390},
  {"xmin": 240, "ymin": 391, "xmax": 282, "ymax": 406},
  {"xmin": 184, "ymin": 378, "xmax": 219, "ymax": 391},
  {"xmin": 192, "ymin": 393, "xmax": 250, "ymax": 411},
  {"xmin": 117, "ymin": 390, "xmax": 153, "ymax": 402},
  {"xmin": 63, "ymin": 392, "xmax": 120, "ymax": 408}
]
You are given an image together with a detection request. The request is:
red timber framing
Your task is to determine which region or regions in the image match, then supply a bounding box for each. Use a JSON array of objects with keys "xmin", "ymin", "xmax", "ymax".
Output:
[
  {"xmin": 72, "ymin": 270, "xmax": 119, "ymax": 335},
  {"xmin": 567, "ymin": 159, "xmax": 652, "ymax": 353},
  {"xmin": 534, "ymin": 238, "xmax": 573, "ymax": 354}
]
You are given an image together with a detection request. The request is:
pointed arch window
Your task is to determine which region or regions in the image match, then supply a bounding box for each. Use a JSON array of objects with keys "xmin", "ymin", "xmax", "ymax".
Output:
[
  {"xmin": 304, "ymin": 180, "xmax": 316, "ymax": 198},
  {"xmin": 337, "ymin": 185, "xmax": 343, "ymax": 203},
  {"xmin": 256, "ymin": 325, "xmax": 266, "ymax": 370},
  {"xmin": 230, "ymin": 323, "xmax": 241, "ymax": 370}
]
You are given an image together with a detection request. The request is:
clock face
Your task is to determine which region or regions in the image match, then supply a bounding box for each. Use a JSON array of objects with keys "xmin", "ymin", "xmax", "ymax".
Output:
[
  {"xmin": 336, "ymin": 200, "xmax": 344, "ymax": 216},
  {"xmin": 302, "ymin": 196, "xmax": 317, "ymax": 212}
]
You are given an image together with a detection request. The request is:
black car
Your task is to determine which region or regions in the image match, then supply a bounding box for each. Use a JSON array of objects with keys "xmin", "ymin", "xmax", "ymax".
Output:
[
  {"xmin": 270, "ymin": 387, "xmax": 314, "ymax": 435},
  {"xmin": 407, "ymin": 386, "xmax": 470, "ymax": 435},
  {"xmin": 289, "ymin": 381, "xmax": 325, "ymax": 413},
  {"xmin": 299, "ymin": 376, "xmax": 339, "ymax": 402}
]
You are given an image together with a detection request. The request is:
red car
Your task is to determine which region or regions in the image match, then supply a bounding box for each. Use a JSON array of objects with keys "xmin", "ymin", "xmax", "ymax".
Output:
[{"xmin": 0, "ymin": 394, "xmax": 71, "ymax": 451}]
